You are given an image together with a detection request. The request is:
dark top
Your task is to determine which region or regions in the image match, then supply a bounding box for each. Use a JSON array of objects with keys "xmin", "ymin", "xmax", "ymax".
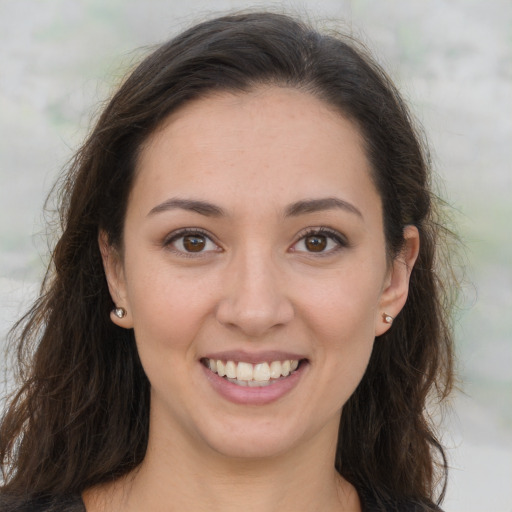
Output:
[
  {"xmin": 0, "ymin": 494, "xmax": 84, "ymax": 512},
  {"xmin": 0, "ymin": 490, "xmax": 443, "ymax": 511}
]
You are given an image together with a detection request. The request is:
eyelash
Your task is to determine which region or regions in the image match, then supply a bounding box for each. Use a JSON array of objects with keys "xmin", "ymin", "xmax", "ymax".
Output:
[
  {"xmin": 163, "ymin": 226, "xmax": 348, "ymax": 257},
  {"xmin": 163, "ymin": 228, "xmax": 220, "ymax": 258},
  {"xmin": 291, "ymin": 227, "xmax": 349, "ymax": 255}
]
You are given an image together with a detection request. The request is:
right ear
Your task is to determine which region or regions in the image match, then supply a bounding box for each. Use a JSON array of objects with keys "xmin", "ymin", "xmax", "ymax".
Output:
[{"xmin": 98, "ymin": 230, "xmax": 133, "ymax": 328}]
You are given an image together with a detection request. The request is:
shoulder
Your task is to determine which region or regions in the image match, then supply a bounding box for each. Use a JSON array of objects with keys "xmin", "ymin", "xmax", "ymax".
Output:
[{"xmin": 0, "ymin": 494, "xmax": 85, "ymax": 512}]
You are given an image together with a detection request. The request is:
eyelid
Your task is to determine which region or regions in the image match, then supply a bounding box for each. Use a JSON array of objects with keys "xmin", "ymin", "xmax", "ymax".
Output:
[
  {"xmin": 163, "ymin": 228, "xmax": 222, "ymax": 256},
  {"xmin": 162, "ymin": 226, "xmax": 348, "ymax": 257},
  {"xmin": 290, "ymin": 226, "xmax": 349, "ymax": 254}
]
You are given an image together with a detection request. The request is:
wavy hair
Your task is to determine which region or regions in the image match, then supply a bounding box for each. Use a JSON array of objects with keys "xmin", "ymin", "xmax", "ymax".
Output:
[{"xmin": 1, "ymin": 11, "xmax": 456, "ymax": 509}]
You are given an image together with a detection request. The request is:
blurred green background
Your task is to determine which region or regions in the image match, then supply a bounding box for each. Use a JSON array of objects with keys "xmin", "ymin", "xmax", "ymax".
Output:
[{"xmin": 1, "ymin": 1, "xmax": 511, "ymax": 510}]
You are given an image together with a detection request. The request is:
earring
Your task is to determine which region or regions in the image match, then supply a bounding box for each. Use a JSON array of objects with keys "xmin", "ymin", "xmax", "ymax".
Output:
[
  {"xmin": 113, "ymin": 307, "xmax": 127, "ymax": 319},
  {"xmin": 382, "ymin": 313, "xmax": 394, "ymax": 324}
]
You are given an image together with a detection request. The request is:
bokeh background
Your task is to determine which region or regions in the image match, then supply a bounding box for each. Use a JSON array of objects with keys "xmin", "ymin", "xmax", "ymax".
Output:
[{"xmin": 1, "ymin": 0, "xmax": 511, "ymax": 510}]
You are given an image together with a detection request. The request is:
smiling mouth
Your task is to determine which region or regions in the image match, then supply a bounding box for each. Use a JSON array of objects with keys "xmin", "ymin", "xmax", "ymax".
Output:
[{"xmin": 201, "ymin": 358, "xmax": 304, "ymax": 387}]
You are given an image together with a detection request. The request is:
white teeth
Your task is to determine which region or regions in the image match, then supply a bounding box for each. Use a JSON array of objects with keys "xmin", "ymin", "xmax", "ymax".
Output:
[
  {"xmin": 225, "ymin": 360, "xmax": 237, "ymax": 379},
  {"xmin": 227, "ymin": 377, "xmax": 247, "ymax": 386},
  {"xmin": 205, "ymin": 358, "xmax": 301, "ymax": 384},
  {"xmin": 227, "ymin": 378, "xmax": 273, "ymax": 387},
  {"xmin": 236, "ymin": 362, "xmax": 253, "ymax": 381},
  {"xmin": 253, "ymin": 362, "xmax": 271, "ymax": 381},
  {"xmin": 247, "ymin": 379, "xmax": 272, "ymax": 387},
  {"xmin": 281, "ymin": 360, "xmax": 291, "ymax": 377},
  {"xmin": 269, "ymin": 361, "xmax": 282, "ymax": 379}
]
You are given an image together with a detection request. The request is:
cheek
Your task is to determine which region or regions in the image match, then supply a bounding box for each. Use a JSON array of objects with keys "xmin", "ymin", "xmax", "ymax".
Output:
[
  {"xmin": 296, "ymin": 266, "xmax": 383, "ymax": 337},
  {"xmin": 123, "ymin": 259, "xmax": 206, "ymax": 348},
  {"xmin": 294, "ymin": 265, "xmax": 382, "ymax": 391},
  {"xmin": 125, "ymin": 272, "xmax": 211, "ymax": 400},
  {"xmin": 311, "ymin": 297, "xmax": 377, "ymax": 415}
]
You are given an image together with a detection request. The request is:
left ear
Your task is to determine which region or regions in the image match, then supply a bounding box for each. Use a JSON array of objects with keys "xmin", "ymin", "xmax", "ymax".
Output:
[{"xmin": 375, "ymin": 225, "xmax": 420, "ymax": 336}]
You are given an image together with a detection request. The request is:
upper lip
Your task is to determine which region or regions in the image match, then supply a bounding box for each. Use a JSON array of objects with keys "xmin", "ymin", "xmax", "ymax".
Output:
[{"xmin": 202, "ymin": 350, "xmax": 307, "ymax": 364}]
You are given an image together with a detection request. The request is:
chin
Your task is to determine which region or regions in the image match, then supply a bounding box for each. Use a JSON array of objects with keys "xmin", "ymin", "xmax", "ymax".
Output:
[
  {"xmin": 195, "ymin": 410, "xmax": 333, "ymax": 462},
  {"xmin": 207, "ymin": 429, "xmax": 300, "ymax": 460}
]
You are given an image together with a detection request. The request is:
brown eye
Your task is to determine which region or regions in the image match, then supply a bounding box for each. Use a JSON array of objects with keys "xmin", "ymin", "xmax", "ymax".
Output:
[
  {"xmin": 304, "ymin": 235, "xmax": 327, "ymax": 252},
  {"xmin": 291, "ymin": 229, "xmax": 346, "ymax": 255},
  {"xmin": 182, "ymin": 234, "xmax": 206, "ymax": 252},
  {"xmin": 167, "ymin": 230, "xmax": 219, "ymax": 256}
]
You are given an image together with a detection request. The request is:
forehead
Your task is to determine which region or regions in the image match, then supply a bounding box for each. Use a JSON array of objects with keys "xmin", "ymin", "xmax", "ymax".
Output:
[{"xmin": 133, "ymin": 87, "xmax": 380, "ymax": 217}]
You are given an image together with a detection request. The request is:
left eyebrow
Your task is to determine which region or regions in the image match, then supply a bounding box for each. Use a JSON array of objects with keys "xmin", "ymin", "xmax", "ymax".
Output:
[
  {"xmin": 284, "ymin": 197, "xmax": 363, "ymax": 219},
  {"xmin": 147, "ymin": 198, "xmax": 226, "ymax": 217}
]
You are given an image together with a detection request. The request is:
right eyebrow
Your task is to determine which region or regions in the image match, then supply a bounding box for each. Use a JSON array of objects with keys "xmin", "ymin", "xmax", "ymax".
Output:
[
  {"xmin": 284, "ymin": 197, "xmax": 363, "ymax": 220},
  {"xmin": 147, "ymin": 198, "xmax": 226, "ymax": 217}
]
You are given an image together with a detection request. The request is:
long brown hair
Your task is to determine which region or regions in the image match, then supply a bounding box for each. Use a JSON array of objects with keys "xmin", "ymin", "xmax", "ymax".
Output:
[{"xmin": 1, "ymin": 12, "xmax": 456, "ymax": 509}]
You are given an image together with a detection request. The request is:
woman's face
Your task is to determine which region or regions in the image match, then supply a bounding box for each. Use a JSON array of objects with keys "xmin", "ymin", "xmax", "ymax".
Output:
[{"xmin": 104, "ymin": 87, "xmax": 417, "ymax": 460}]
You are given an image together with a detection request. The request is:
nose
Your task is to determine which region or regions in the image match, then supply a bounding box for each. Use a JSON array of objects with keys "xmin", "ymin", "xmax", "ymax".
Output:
[{"xmin": 215, "ymin": 248, "xmax": 294, "ymax": 338}]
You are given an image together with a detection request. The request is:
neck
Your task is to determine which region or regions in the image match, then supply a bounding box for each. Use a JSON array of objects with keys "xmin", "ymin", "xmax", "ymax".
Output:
[{"xmin": 84, "ymin": 415, "xmax": 360, "ymax": 512}]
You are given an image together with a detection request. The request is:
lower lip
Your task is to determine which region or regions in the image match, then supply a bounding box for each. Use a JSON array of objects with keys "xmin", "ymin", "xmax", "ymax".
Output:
[{"xmin": 201, "ymin": 362, "xmax": 307, "ymax": 405}]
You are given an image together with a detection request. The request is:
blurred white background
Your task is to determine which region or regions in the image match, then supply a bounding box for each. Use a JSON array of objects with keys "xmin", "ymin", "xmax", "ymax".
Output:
[{"xmin": 1, "ymin": 1, "xmax": 511, "ymax": 510}]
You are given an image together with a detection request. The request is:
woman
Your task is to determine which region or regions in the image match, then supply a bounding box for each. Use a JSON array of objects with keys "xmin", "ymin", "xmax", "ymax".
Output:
[{"xmin": 0, "ymin": 12, "xmax": 456, "ymax": 512}]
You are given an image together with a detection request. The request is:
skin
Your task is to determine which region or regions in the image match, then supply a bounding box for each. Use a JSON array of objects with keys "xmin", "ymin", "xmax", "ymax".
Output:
[{"xmin": 90, "ymin": 87, "xmax": 419, "ymax": 512}]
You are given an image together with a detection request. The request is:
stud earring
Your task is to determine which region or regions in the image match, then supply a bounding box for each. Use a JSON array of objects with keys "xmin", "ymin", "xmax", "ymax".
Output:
[
  {"xmin": 113, "ymin": 307, "xmax": 127, "ymax": 319},
  {"xmin": 382, "ymin": 313, "xmax": 394, "ymax": 324}
]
